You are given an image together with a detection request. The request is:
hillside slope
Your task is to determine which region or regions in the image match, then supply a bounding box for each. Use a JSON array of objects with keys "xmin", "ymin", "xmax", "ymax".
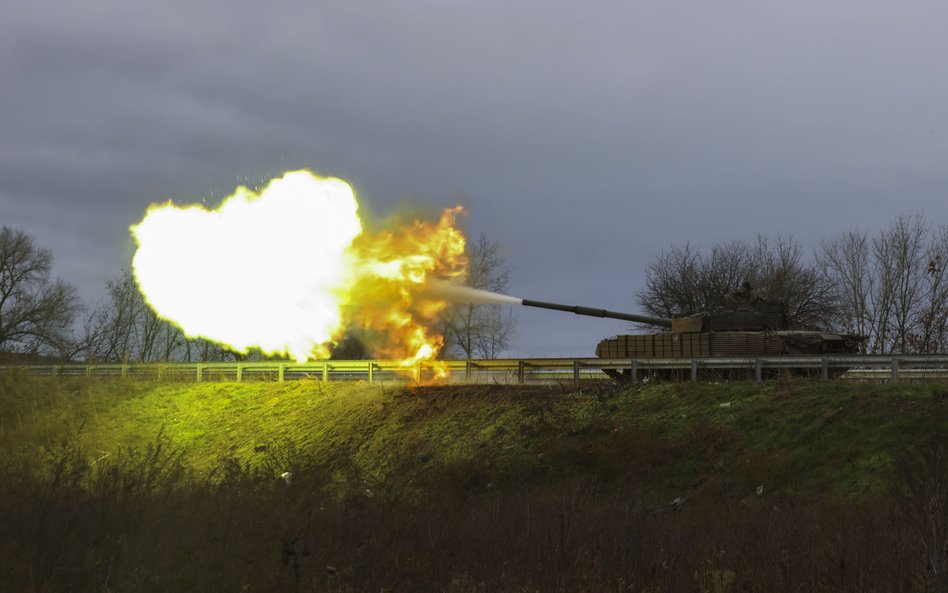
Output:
[{"xmin": 2, "ymin": 374, "xmax": 944, "ymax": 502}]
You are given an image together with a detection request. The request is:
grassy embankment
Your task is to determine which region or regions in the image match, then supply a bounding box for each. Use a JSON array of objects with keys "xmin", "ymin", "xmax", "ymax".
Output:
[
  {"xmin": 1, "ymin": 374, "xmax": 941, "ymax": 498},
  {"xmin": 1, "ymin": 374, "xmax": 946, "ymax": 592}
]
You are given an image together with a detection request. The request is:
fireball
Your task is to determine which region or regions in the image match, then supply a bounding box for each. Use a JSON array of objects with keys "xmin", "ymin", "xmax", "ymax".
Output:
[{"xmin": 130, "ymin": 170, "xmax": 466, "ymax": 365}]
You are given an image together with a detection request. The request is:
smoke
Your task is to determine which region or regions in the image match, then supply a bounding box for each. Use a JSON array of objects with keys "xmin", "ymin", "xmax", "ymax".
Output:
[{"xmin": 425, "ymin": 280, "xmax": 522, "ymax": 305}]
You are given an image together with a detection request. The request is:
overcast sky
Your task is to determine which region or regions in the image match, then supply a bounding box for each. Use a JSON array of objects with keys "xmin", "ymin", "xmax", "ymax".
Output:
[{"xmin": 4, "ymin": 0, "xmax": 948, "ymax": 357}]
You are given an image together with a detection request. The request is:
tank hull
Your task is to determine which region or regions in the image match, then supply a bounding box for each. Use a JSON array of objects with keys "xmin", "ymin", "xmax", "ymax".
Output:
[{"xmin": 596, "ymin": 331, "xmax": 862, "ymax": 358}]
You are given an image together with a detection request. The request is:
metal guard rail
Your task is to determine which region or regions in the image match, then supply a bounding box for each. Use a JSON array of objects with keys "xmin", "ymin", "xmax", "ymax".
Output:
[{"xmin": 3, "ymin": 355, "xmax": 948, "ymax": 384}]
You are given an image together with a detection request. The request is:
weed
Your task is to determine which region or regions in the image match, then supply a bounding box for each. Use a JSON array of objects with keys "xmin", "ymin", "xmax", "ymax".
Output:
[{"xmin": 2, "ymin": 377, "xmax": 948, "ymax": 590}]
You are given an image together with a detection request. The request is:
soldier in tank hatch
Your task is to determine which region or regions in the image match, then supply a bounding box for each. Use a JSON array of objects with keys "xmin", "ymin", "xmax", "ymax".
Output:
[{"xmin": 725, "ymin": 282, "xmax": 757, "ymax": 304}]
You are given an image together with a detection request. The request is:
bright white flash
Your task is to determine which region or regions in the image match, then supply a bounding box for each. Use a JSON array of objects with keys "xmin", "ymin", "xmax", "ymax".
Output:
[{"xmin": 131, "ymin": 171, "xmax": 362, "ymax": 361}]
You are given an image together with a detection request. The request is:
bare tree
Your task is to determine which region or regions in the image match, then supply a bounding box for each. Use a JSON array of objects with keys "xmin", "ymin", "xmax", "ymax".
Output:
[
  {"xmin": 915, "ymin": 227, "xmax": 948, "ymax": 353},
  {"xmin": 0, "ymin": 226, "xmax": 80, "ymax": 356},
  {"xmin": 872, "ymin": 214, "xmax": 928, "ymax": 353},
  {"xmin": 441, "ymin": 233, "xmax": 517, "ymax": 359},
  {"xmin": 818, "ymin": 229, "xmax": 875, "ymax": 343},
  {"xmin": 80, "ymin": 270, "xmax": 140, "ymax": 361},
  {"xmin": 186, "ymin": 339, "xmax": 241, "ymax": 362},
  {"xmin": 705, "ymin": 240, "xmax": 756, "ymax": 301},
  {"xmin": 80, "ymin": 269, "xmax": 187, "ymax": 362},
  {"xmin": 819, "ymin": 214, "xmax": 948, "ymax": 354},
  {"xmin": 637, "ymin": 235, "xmax": 834, "ymax": 329},
  {"xmin": 751, "ymin": 235, "xmax": 836, "ymax": 329},
  {"xmin": 637, "ymin": 243, "xmax": 706, "ymax": 317}
]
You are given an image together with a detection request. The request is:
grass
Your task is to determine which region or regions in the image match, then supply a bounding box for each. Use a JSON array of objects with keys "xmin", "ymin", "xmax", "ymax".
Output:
[
  {"xmin": 2, "ymin": 374, "xmax": 946, "ymax": 501},
  {"xmin": 3, "ymin": 374, "xmax": 948, "ymax": 591}
]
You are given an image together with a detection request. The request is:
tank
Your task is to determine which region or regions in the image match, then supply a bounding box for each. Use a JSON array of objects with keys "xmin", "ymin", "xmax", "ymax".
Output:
[{"xmin": 521, "ymin": 292, "xmax": 864, "ymax": 375}]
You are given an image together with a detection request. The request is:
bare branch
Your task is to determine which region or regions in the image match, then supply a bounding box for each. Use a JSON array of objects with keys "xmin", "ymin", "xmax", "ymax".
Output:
[
  {"xmin": 0, "ymin": 226, "xmax": 80, "ymax": 356},
  {"xmin": 441, "ymin": 233, "xmax": 517, "ymax": 359}
]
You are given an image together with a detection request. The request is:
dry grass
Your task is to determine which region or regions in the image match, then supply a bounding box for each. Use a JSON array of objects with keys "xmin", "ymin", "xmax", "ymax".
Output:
[
  {"xmin": 1, "ymin": 428, "xmax": 946, "ymax": 593},
  {"xmin": 3, "ymin": 377, "xmax": 948, "ymax": 591}
]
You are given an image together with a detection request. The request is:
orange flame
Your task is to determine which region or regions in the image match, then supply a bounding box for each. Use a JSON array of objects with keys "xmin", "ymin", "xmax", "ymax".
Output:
[
  {"xmin": 345, "ymin": 206, "xmax": 467, "ymax": 374},
  {"xmin": 130, "ymin": 170, "xmax": 467, "ymax": 373}
]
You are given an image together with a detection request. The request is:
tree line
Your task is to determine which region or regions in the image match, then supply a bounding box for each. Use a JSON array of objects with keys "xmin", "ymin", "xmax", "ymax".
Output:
[
  {"xmin": 637, "ymin": 213, "xmax": 948, "ymax": 354},
  {"xmin": 6, "ymin": 213, "xmax": 947, "ymax": 361},
  {"xmin": 0, "ymin": 226, "xmax": 517, "ymax": 363}
]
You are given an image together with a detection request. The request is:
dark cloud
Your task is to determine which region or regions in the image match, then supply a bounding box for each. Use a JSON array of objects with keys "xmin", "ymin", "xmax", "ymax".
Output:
[{"xmin": 4, "ymin": 0, "xmax": 948, "ymax": 355}]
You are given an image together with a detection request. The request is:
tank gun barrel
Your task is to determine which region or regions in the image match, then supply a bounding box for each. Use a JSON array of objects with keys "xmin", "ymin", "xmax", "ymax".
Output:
[{"xmin": 521, "ymin": 299, "xmax": 673, "ymax": 328}]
